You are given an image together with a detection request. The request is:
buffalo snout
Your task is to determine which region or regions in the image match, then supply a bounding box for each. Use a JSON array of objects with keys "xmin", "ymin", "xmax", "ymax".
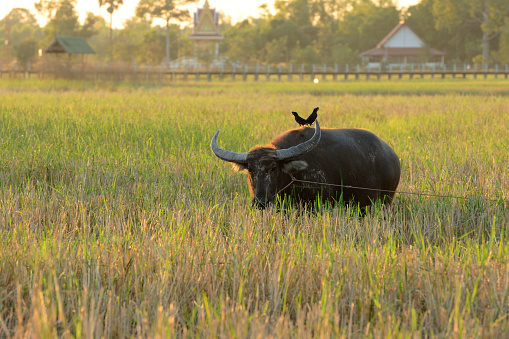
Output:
[{"xmin": 251, "ymin": 196, "xmax": 270, "ymax": 209}]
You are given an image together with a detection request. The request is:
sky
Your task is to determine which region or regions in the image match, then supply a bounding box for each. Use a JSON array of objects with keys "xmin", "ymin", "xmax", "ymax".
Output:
[{"xmin": 0, "ymin": 0, "xmax": 420, "ymax": 28}]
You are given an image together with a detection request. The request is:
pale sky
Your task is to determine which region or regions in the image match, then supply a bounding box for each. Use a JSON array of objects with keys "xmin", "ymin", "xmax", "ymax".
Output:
[{"xmin": 0, "ymin": 0, "xmax": 420, "ymax": 28}]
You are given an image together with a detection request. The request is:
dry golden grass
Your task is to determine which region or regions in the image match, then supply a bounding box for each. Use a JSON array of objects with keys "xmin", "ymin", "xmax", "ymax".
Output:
[{"xmin": 0, "ymin": 79, "xmax": 508, "ymax": 337}]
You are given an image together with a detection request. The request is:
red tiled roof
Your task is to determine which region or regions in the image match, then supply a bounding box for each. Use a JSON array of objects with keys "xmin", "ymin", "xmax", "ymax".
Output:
[{"xmin": 360, "ymin": 47, "xmax": 446, "ymax": 57}]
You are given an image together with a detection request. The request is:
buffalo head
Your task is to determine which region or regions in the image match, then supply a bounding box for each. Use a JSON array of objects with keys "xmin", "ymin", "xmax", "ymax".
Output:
[{"xmin": 211, "ymin": 121, "xmax": 321, "ymax": 208}]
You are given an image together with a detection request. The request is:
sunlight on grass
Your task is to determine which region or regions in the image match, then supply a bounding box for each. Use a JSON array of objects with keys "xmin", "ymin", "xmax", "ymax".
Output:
[{"xmin": 0, "ymin": 79, "xmax": 508, "ymax": 337}]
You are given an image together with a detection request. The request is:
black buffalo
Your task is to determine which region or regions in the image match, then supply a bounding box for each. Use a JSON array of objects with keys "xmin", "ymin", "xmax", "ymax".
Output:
[{"xmin": 211, "ymin": 121, "xmax": 401, "ymax": 209}]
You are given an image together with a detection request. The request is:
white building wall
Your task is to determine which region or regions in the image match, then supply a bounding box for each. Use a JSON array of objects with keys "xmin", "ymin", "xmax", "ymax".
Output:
[{"xmin": 383, "ymin": 26, "xmax": 424, "ymax": 48}]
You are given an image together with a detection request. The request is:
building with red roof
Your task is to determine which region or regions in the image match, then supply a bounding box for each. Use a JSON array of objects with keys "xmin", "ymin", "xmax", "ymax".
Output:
[{"xmin": 360, "ymin": 21, "xmax": 445, "ymax": 67}]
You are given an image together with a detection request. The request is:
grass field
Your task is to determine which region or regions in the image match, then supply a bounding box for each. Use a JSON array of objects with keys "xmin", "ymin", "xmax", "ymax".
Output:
[{"xmin": 0, "ymin": 79, "xmax": 508, "ymax": 338}]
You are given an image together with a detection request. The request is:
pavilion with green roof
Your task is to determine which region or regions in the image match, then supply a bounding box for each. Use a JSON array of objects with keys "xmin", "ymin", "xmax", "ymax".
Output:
[{"xmin": 44, "ymin": 37, "xmax": 95, "ymax": 59}]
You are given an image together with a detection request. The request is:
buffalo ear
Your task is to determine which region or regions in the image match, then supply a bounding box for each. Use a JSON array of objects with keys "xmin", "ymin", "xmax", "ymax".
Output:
[
  {"xmin": 282, "ymin": 160, "xmax": 308, "ymax": 173},
  {"xmin": 231, "ymin": 162, "xmax": 248, "ymax": 173}
]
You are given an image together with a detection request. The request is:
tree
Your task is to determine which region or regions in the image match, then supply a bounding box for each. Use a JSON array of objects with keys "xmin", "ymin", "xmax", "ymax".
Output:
[
  {"xmin": 110, "ymin": 17, "xmax": 151, "ymax": 62},
  {"xmin": 35, "ymin": 0, "xmax": 80, "ymax": 45},
  {"xmin": 1, "ymin": 8, "xmax": 39, "ymax": 46},
  {"xmin": 1, "ymin": 9, "xmax": 41, "ymax": 62},
  {"xmin": 98, "ymin": 0, "xmax": 123, "ymax": 44},
  {"xmin": 80, "ymin": 12, "xmax": 101, "ymax": 39},
  {"xmin": 263, "ymin": 18, "xmax": 308, "ymax": 63},
  {"xmin": 291, "ymin": 43, "xmax": 320, "ymax": 64},
  {"xmin": 35, "ymin": 0, "xmax": 100, "ymax": 49},
  {"xmin": 433, "ymin": 0, "xmax": 509, "ymax": 63},
  {"xmin": 138, "ymin": 29, "xmax": 165, "ymax": 63},
  {"xmin": 13, "ymin": 37, "xmax": 39, "ymax": 67},
  {"xmin": 34, "ymin": 0, "xmax": 63, "ymax": 20},
  {"xmin": 339, "ymin": 0, "xmax": 400, "ymax": 55},
  {"xmin": 274, "ymin": 0, "xmax": 312, "ymax": 27},
  {"xmin": 493, "ymin": 18, "xmax": 509, "ymax": 64},
  {"xmin": 136, "ymin": 0, "xmax": 195, "ymax": 66},
  {"xmin": 407, "ymin": 0, "xmax": 481, "ymax": 63},
  {"xmin": 221, "ymin": 19, "xmax": 265, "ymax": 63}
]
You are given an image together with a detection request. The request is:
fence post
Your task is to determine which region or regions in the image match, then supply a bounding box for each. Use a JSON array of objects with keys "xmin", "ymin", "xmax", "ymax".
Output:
[
  {"xmin": 278, "ymin": 64, "xmax": 282, "ymax": 81},
  {"xmin": 441, "ymin": 64, "xmax": 446, "ymax": 79},
  {"xmin": 195, "ymin": 63, "xmax": 200, "ymax": 81},
  {"xmin": 506, "ymin": 64, "xmax": 508, "ymax": 79},
  {"xmin": 322, "ymin": 63, "xmax": 327, "ymax": 80},
  {"xmin": 243, "ymin": 64, "xmax": 247, "ymax": 81},
  {"xmin": 184, "ymin": 65, "xmax": 188, "ymax": 81},
  {"xmin": 311, "ymin": 64, "xmax": 315, "ymax": 81},
  {"xmin": 473, "ymin": 64, "xmax": 477, "ymax": 79},
  {"xmin": 356, "ymin": 64, "xmax": 359, "ymax": 80},
  {"xmin": 484, "ymin": 64, "xmax": 487, "ymax": 79},
  {"xmin": 452, "ymin": 64, "xmax": 456, "ymax": 79},
  {"xmin": 345, "ymin": 64, "xmax": 349, "ymax": 80},
  {"xmin": 266, "ymin": 64, "xmax": 270, "ymax": 81},
  {"xmin": 300, "ymin": 64, "xmax": 304, "ymax": 81},
  {"xmin": 255, "ymin": 64, "xmax": 259, "ymax": 81},
  {"xmin": 495, "ymin": 64, "xmax": 498, "ymax": 79},
  {"xmin": 399, "ymin": 64, "xmax": 403, "ymax": 79},
  {"xmin": 232, "ymin": 64, "xmax": 236, "ymax": 80},
  {"xmin": 288, "ymin": 64, "xmax": 292, "ymax": 81}
]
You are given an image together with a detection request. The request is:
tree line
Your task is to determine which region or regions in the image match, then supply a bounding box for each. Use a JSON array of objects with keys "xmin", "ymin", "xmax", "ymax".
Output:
[{"xmin": 1, "ymin": 0, "xmax": 509, "ymax": 68}]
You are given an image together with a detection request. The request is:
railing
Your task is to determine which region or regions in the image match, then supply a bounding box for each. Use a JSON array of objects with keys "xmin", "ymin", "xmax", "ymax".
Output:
[{"xmin": 1, "ymin": 61, "xmax": 508, "ymax": 81}]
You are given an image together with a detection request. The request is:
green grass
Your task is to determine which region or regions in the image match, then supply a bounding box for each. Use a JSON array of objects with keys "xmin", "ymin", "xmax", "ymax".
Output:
[{"xmin": 0, "ymin": 79, "xmax": 508, "ymax": 337}]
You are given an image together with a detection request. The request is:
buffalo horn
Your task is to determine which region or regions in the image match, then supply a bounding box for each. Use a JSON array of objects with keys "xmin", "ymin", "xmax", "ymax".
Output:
[
  {"xmin": 275, "ymin": 120, "xmax": 321, "ymax": 160},
  {"xmin": 210, "ymin": 130, "xmax": 249, "ymax": 163}
]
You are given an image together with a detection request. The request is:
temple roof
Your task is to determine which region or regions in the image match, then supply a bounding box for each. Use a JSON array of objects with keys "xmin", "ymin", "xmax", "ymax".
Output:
[{"xmin": 189, "ymin": 0, "xmax": 223, "ymax": 40}]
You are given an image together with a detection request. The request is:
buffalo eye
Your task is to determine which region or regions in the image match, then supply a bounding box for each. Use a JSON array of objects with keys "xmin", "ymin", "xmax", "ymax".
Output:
[{"xmin": 269, "ymin": 163, "xmax": 277, "ymax": 173}]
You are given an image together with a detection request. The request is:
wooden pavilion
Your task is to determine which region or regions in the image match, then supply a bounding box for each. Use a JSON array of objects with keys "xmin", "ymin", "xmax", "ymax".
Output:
[{"xmin": 44, "ymin": 37, "xmax": 95, "ymax": 61}]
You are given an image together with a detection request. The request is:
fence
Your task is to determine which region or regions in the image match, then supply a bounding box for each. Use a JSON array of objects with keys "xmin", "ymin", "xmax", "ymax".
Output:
[{"xmin": 1, "ymin": 61, "xmax": 509, "ymax": 81}]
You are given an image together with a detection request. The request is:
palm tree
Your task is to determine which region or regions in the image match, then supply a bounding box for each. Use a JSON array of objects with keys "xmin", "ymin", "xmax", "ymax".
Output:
[
  {"xmin": 98, "ymin": 0, "xmax": 123, "ymax": 44},
  {"xmin": 136, "ymin": 0, "xmax": 195, "ymax": 66}
]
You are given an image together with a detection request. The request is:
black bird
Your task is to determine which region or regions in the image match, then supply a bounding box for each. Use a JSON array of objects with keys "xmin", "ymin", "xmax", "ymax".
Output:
[
  {"xmin": 291, "ymin": 111, "xmax": 308, "ymax": 126},
  {"xmin": 292, "ymin": 107, "xmax": 319, "ymax": 126},
  {"xmin": 306, "ymin": 107, "xmax": 319, "ymax": 125}
]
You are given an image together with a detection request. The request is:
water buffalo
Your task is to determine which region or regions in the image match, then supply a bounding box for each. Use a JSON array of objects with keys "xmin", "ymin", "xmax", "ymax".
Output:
[{"xmin": 211, "ymin": 121, "xmax": 401, "ymax": 209}]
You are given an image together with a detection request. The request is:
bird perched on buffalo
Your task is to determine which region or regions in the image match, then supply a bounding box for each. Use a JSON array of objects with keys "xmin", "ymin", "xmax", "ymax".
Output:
[{"xmin": 292, "ymin": 107, "xmax": 319, "ymax": 126}]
